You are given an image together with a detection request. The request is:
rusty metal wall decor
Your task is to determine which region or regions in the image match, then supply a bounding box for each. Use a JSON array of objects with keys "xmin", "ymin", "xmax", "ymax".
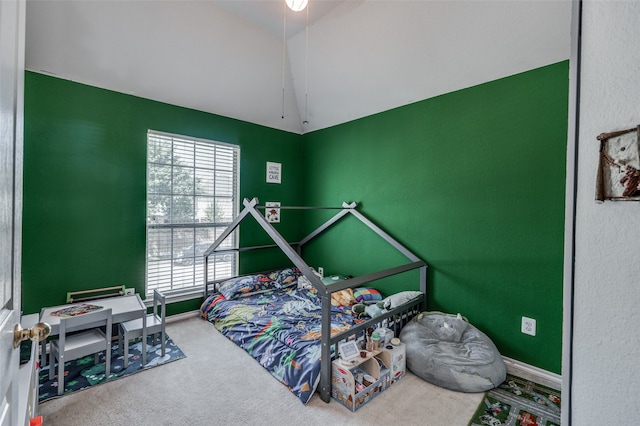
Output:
[{"xmin": 595, "ymin": 125, "xmax": 640, "ymax": 201}]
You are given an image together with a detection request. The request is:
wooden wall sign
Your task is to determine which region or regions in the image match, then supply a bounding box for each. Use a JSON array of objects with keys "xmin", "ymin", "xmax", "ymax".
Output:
[{"xmin": 595, "ymin": 125, "xmax": 640, "ymax": 201}]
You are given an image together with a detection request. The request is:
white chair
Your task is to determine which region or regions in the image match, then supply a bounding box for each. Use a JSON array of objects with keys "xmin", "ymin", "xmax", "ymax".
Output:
[
  {"xmin": 118, "ymin": 289, "xmax": 166, "ymax": 368},
  {"xmin": 49, "ymin": 308, "xmax": 113, "ymax": 396}
]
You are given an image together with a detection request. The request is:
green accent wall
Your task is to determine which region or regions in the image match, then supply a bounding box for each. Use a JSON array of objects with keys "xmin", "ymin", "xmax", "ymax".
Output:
[
  {"xmin": 301, "ymin": 61, "xmax": 568, "ymax": 374},
  {"xmin": 22, "ymin": 71, "xmax": 303, "ymax": 315}
]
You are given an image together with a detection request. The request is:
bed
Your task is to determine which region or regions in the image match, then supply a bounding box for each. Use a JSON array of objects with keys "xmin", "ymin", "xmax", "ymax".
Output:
[{"xmin": 199, "ymin": 198, "xmax": 428, "ymax": 404}]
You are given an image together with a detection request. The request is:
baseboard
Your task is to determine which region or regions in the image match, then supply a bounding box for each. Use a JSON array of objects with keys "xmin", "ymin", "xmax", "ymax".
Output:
[
  {"xmin": 166, "ymin": 310, "xmax": 200, "ymax": 324},
  {"xmin": 502, "ymin": 356, "xmax": 562, "ymax": 391}
]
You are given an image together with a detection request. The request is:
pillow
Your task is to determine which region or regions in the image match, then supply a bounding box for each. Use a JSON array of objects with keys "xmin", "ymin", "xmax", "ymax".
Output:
[
  {"xmin": 218, "ymin": 274, "xmax": 269, "ymax": 299},
  {"xmin": 218, "ymin": 268, "xmax": 300, "ymax": 299},
  {"xmin": 267, "ymin": 267, "xmax": 301, "ymax": 288},
  {"xmin": 382, "ymin": 291, "xmax": 423, "ymax": 309},
  {"xmin": 353, "ymin": 287, "xmax": 383, "ymax": 304},
  {"xmin": 331, "ymin": 288, "xmax": 356, "ymax": 307}
]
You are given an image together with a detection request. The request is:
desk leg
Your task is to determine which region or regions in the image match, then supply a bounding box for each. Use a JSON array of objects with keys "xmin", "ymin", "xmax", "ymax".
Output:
[{"xmin": 142, "ymin": 314, "xmax": 147, "ymax": 366}]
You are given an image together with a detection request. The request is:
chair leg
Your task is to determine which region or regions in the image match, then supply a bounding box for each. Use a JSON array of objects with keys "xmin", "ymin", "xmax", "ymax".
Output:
[
  {"xmin": 123, "ymin": 332, "xmax": 130, "ymax": 369},
  {"xmin": 57, "ymin": 354, "xmax": 64, "ymax": 396},
  {"xmin": 160, "ymin": 329, "xmax": 166, "ymax": 356},
  {"xmin": 118, "ymin": 326, "xmax": 123, "ymax": 356},
  {"xmin": 105, "ymin": 344, "xmax": 111, "ymax": 379}
]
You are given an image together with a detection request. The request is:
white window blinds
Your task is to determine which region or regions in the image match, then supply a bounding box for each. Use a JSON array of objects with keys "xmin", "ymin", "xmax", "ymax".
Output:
[{"xmin": 146, "ymin": 130, "xmax": 239, "ymax": 299}]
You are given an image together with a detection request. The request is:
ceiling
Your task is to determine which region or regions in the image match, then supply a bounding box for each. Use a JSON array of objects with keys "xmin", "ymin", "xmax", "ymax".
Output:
[{"xmin": 24, "ymin": 0, "xmax": 572, "ymax": 135}]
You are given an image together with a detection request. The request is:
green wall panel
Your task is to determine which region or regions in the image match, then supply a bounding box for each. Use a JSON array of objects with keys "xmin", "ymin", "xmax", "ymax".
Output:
[
  {"xmin": 22, "ymin": 72, "xmax": 303, "ymax": 314},
  {"xmin": 301, "ymin": 62, "xmax": 568, "ymax": 374}
]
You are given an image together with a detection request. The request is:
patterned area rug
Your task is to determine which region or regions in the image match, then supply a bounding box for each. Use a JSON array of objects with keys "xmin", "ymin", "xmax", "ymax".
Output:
[
  {"xmin": 39, "ymin": 335, "xmax": 185, "ymax": 403},
  {"xmin": 468, "ymin": 375, "xmax": 561, "ymax": 426}
]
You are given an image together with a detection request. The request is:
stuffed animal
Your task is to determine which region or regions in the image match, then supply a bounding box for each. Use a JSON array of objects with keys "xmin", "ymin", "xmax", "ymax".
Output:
[
  {"xmin": 352, "ymin": 300, "xmax": 389, "ymax": 318},
  {"xmin": 331, "ymin": 288, "xmax": 356, "ymax": 306}
]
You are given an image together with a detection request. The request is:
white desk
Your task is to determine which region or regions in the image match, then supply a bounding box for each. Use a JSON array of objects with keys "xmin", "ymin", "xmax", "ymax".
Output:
[{"xmin": 40, "ymin": 294, "xmax": 147, "ymax": 367}]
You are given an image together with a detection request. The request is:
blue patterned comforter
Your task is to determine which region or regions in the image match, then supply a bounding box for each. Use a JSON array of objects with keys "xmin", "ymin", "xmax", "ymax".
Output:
[{"xmin": 200, "ymin": 268, "xmax": 360, "ymax": 404}]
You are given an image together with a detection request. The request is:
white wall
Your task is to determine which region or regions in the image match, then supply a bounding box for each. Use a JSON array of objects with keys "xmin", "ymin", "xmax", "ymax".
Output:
[{"xmin": 572, "ymin": 1, "xmax": 640, "ymax": 423}]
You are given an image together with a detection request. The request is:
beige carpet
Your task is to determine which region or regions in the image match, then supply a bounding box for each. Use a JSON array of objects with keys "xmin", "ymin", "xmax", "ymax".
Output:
[{"xmin": 38, "ymin": 314, "xmax": 484, "ymax": 426}]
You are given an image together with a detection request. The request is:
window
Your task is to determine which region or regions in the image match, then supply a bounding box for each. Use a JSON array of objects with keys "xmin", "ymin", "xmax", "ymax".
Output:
[{"xmin": 146, "ymin": 130, "xmax": 239, "ymax": 299}]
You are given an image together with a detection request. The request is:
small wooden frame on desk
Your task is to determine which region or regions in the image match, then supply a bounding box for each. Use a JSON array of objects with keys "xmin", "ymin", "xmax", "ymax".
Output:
[{"xmin": 66, "ymin": 285, "xmax": 126, "ymax": 303}]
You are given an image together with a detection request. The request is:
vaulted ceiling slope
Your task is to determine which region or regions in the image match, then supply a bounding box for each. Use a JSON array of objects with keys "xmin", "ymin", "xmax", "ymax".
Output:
[{"xmin": 25, "ymin": 0, "xmax": 572, "ymax": 135}]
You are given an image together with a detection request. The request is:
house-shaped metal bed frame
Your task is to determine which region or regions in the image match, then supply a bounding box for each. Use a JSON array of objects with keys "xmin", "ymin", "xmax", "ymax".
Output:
[{"xmin": 203, "ymin": 197, "xmax": 428, "ymax": 403}]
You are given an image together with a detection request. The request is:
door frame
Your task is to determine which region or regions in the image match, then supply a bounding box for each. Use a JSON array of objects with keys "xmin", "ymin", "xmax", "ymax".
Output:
[{"xmin": 0, "ymin": 0, "xmax": 27, "ymax": 424}]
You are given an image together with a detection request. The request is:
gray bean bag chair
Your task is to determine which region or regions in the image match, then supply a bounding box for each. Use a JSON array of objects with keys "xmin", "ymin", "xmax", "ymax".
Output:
[{"xmin": 399, "ymin": 311, "xmax": 506, "ymax": 392}]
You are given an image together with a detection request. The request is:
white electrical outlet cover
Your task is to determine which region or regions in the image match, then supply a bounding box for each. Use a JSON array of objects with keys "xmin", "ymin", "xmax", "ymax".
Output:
[{"xmin": 521, "ymin": 317, "xmax": 536, "ymax": 336}]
